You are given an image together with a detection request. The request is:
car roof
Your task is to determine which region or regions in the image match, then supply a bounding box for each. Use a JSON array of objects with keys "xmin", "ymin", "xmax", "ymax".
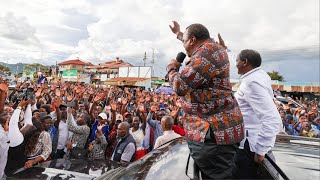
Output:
[
  {"xmin": 7, "ymin": 158, "xmax": 124, "ymax": 180},
  {"xmin": 98, "ymin": 136, "xmax": 319, "ymax": 180}
]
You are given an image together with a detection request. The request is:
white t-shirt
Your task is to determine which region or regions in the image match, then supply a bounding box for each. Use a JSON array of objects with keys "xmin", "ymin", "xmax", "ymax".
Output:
[
  {"xmin": 130, "ymin": 128, "xmax": 144, "ymax": 149},
  {"xmin": 57, "ymin": 120, "xmax": 69, "ymax": 150}
]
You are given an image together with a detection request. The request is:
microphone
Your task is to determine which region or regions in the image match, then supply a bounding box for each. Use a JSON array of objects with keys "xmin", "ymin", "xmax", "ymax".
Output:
[
  {"xmin": 176, "ymin": 52, "xmax": 186, "ymax": 63},
  {"xmin": 165, "ymin": 52, "xmax": 186, "ymax": 81}
]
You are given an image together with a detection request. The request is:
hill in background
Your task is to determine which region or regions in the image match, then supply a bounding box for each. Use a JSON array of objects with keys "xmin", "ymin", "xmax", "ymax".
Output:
[{"xmin": 0, "ymin": 62, "xmax": 28, "ymax": 74}]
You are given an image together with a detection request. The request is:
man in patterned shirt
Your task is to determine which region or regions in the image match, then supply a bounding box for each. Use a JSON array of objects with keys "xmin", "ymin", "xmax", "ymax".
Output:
[{"xmin": 167, "ymin": 21, "xmax": 244, "ymax": 179}]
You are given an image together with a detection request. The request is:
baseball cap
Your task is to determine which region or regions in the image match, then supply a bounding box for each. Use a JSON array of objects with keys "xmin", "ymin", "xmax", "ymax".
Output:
[
  {"xmin": 98, "ymin": 113, "xmax": 108, "ymax": 120},
  {"xmin": 116, "ymin": 114, "xmax": 123, "ymax": 122},
  {"xmin": 123, "ymin": 112, "xmax": 132, "ymax": 118}
]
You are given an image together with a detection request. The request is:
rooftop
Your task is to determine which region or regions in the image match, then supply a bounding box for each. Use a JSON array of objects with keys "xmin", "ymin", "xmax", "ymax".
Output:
[{"xmin": 58, "ymin": 59, "xmax": 94, "ymax": 66}]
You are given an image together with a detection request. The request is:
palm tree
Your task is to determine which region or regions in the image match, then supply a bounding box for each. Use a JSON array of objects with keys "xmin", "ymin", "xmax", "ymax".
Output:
[{"xmin": 267, "ymin": 70, "xmax": 284, "ymax": 81}]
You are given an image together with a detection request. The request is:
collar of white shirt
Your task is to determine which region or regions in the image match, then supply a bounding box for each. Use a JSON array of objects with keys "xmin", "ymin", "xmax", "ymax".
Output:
[
  {"xmin": 240, "ymin": 67, "xmax": 261, "ymax": 80},
  {"xmin": 163, "ymin": 130, "xmax": 175, "ymax": 135}
]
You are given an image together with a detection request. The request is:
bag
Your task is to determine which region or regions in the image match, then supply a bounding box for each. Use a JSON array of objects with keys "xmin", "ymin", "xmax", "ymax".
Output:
[{"xmin": 70, "ymin": 148, "xmax": 88, "ymax": 159}]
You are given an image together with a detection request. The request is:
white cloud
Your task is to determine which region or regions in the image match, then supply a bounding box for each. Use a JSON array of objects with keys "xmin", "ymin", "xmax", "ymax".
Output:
[{"xmin": 0, "ymin": 0, "xmax": 318, "ymax": 81}]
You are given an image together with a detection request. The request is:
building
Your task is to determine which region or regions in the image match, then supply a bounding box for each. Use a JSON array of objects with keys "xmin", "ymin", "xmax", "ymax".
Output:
[
  {"xmin": 58, "ymin": 59, "xmax": 94, "ymax": 70},
  {"xmin": 84, "ymin": 57, "xmax": 133, "ymax": 82},
  {"xmin": 58, "ymin": 59, "xmax": 94, "ymax": 82}
]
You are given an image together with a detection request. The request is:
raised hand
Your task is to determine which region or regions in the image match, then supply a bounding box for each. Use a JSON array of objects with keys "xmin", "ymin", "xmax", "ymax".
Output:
[
  {"xmin": 171, "ymin": 107, "xmax": 179, "ymax": 117},
  {"xmin": 54, "ymin": 98, "xmax": 62, "ymax": 108},
  {"xmin": 175, "ymin": 99, "xmax": 183, "ymax": 108},
  {"xmin": 139, "ymin": 97, "xmax": 145, "ymax": 103},
  {"xmin": 122, "ymin": 98, "xmax": 128, "ymax": 105},
  {"xmin": 138, "ymin": 104, "xmax": 146, "ymax": 113},
  {"xmin": 169, "ymin": 20, "xmax": 181, "ymax": 35},
  {"xmin": 111, "ymin": 101, "xmax": 118, "ymax": 112},
  {"xmin": 217, "ymin": 33, "xmax": 227, "ymax": 49},
  {"xmin": 97, "ymin": 124, "xmax": 105, "ymax": 133},
  {"xmin": 67, "ymin": 93, "xmax": 73, "ymax": 102},
  {"xmin": 18, "ymin": 98, "xmax": 29, "ymax": 109},
  {"xmin": 150, "ymin": 103, "xmax": 159, "ymax": 112},
  {"xmin": 0, "ymin": 83, "xmax": 8, "ymax": 92},
  {"xmin": 35, "ymin": 89, "xmax": 42, "ymax": 98}
]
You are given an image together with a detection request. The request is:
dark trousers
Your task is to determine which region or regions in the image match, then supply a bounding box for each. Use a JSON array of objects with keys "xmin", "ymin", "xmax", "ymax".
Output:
[
  {"xmin": 52, "ymin": 149, "xmax": 65, "ymax": 159},
  {"xmin": 187, "ymin": 127, "xmax": 238, "ymax": 179},
  {"xmin": 232, "ymin": 140, "xmax": 261, "ymax": 179}
]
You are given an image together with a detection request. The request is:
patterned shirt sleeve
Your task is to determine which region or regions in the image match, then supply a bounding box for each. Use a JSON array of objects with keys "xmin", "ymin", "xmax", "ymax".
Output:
[
  {"xmin": 168, "ymin": 56, "xmax": 207, "ymax": 96},
  {"xmin": 39, "ymin": 132, "xmax": 52, "ymax": 160},
  {"xmin": 67, "ymin": 113, "xmax": 87, "ymax": 134}
]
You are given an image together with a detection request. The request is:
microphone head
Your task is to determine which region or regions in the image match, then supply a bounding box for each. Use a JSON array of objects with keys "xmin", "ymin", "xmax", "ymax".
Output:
[{"xmin": 176, "ymin": 52, "xmax": 186, "ymax": 63}]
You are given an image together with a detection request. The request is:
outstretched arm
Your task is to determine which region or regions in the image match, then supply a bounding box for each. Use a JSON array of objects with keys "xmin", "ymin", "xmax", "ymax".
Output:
[{"xmin": 169, "ymin": 20, "xmax": 183, "ymax": 41}]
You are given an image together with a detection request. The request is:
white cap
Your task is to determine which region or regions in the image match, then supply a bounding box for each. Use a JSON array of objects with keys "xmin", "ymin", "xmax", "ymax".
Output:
[
  {"xmin": 98, "ymin": 113, "xmax": 108, "ymax": 120},
  {"xmin": 116, "ymin": 114, "xmax": 123, "ymax": 121}
]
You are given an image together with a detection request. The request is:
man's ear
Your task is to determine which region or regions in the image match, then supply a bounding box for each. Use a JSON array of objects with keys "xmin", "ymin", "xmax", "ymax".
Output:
[
  {"xmin": 243, "ymin": 59, "xmax": 248, "ymax": 66},
  {"xmin": 190, "ymin": 36, "xmax": 196, "ymax": 45}
]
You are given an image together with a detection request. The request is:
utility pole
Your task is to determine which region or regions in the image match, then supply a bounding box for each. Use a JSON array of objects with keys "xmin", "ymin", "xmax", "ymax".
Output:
[
  {"xmin": 151, "ymin": 48, "xmax": 155, "ymax": 77},
  {"xmin": 143, "ymin": 52, "xmax": 147, "ymax": 66}
]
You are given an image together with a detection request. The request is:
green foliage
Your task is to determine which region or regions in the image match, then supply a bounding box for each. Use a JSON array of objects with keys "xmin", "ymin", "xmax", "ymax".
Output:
[
  {"xmin": 267, "ymin": 70, "xmax": 284, "ymax": 81},
  {"xmin": 0, "ymin": 64, "xmax": 10, "ymax": 72},
  {"xmin": 23, "ymin": 63, "xmax": 48, "ymax": 72}
]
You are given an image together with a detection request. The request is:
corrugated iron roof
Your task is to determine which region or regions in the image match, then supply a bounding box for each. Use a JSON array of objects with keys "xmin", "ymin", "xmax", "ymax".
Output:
[
  {"xmin": 98, "ymin": 59, "xmax": 133, "ymax": 69},
  {"xmin": 58, "ymin": 59, "xmax": 93, "ymax": 66}
]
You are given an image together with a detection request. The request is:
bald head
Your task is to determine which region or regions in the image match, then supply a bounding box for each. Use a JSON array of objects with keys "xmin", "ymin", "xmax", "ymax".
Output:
[
  {"xmin": 119, "ymin": 122, "xmax": 130, "ymax": 131},
  {"xmin": 161, "ymin": 116, "xmax": 174, "ymax": 131}
]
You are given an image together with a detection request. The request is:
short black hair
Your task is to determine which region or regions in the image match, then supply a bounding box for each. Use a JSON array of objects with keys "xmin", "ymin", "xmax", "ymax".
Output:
[
  {"xmin": 186, "ymin": 23, "xmax": 210, "ymax": 41},
  {"xmin": 40, "ymin": 104, "xmax": 51, "ymax": 115},
  {"xmin": 239, "ymin": 49, "xmax": 262, "ymax": 68}
]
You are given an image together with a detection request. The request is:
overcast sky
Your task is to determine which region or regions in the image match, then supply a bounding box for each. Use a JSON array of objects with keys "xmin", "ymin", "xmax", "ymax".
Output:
[{"xmin": 0, "ymin": 0, "xmax": 319, "ymax": 82}]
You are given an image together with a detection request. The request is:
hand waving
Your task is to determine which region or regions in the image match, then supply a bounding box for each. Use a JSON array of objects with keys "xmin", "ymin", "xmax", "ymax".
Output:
[{"xmin": 169, "ymin": 20, "xmax": 181, "ymax": 35}]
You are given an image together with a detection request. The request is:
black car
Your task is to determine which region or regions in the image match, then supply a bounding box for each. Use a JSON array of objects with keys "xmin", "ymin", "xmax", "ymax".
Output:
[
  {"xmin": 7, "ymin": 135, "xmax": 320, "ymax": 180},
  {"xmin": 6, "ymin": 158, "xmax": 123, "ymax": 180}
]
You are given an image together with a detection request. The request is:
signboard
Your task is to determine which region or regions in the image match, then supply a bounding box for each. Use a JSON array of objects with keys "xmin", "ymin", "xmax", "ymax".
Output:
[
  {"xmin": 22, "ymin": 71, "xmax": 35, "ymax": 80},
  {"xmin": 62, "ymin": 69, "xmax": 78, "ymax": 79},
  {"xmin": 119, "ymin": 66, "xmax": 151, "ymax": 78}
]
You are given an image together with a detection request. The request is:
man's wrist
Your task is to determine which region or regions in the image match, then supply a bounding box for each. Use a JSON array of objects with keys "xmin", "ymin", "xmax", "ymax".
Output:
[
  {"xmin": 167, "ymin": 67, "xmax": 177, "ymax": 75},
  {"xmin": 176, "ymin": 32, "xmax": 183, "ymax": 41}
]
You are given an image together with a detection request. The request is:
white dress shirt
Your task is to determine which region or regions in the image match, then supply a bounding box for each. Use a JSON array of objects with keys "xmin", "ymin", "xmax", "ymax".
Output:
[
  {"xmin": 154, "ymin": 130, "xmax": 181, "ymax": 149},
  {"xmin": 234, "ymin": 67, "xmax": 282, "ymax": 156}
]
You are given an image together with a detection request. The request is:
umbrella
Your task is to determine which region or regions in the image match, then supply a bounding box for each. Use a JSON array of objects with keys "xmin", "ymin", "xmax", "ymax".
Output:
[{"xmin": 155, "ymin": 87, "xmax": 174, "ymax": 94}]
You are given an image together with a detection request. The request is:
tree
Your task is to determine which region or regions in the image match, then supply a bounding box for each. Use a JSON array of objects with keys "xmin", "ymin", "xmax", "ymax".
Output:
[
  {"xmin": 267, "ymin": 70, "xmax": 284, "ymax": 81},
  {"xmin": 23, "ymin": 63, "xmax": 48, "ymax": 74},
  {"xmin": 0, "ymin": 64, "xmax": 10, "ymax": 73}
]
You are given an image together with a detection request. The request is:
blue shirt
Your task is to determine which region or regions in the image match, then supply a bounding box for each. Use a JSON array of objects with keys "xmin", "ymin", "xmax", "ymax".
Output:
[
  {"xmin": 90, "ymin": 121, "xmax": 109, "ymax": 142},
  {"xmin": 147, "ymin": 112, "xmax": 163, "ymax": 147}
]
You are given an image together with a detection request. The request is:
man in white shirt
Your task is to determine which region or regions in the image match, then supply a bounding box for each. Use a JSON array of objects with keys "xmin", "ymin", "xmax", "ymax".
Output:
[
  {"xmin": 233, "ymin": 49, "xmax": 282, "ymax": 179},
  {"xmin": 154, "ymin": 116, "xmax": 181, "ymax": 149}
]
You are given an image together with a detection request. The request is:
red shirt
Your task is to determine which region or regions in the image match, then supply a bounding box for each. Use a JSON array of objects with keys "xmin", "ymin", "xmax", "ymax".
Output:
[{"xmin": 172, "ymin": 125, "xmax": 185, "ymax": 136}]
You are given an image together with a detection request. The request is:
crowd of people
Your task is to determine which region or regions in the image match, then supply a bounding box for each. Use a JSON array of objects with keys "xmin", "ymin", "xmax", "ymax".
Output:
[
  {"xmin": 0, "ymin": 78, "xmax": 186, "ymax": 177},
  {"xmin": 0, "ymin": 20, "xmax": 319, "ymax": 179},
  {"xmin": 275, "ymin": 95, "xmax": 320, "ymax": 138}
]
